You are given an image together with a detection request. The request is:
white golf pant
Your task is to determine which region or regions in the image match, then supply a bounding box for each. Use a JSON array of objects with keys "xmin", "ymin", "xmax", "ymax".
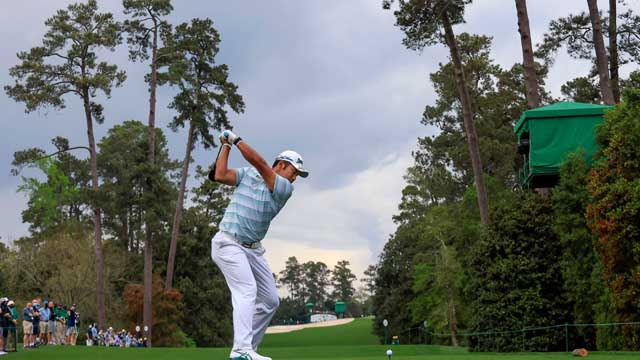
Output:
[{"xmin": 211, "ymin": 231, "xmax": 279, "ymax": 351}]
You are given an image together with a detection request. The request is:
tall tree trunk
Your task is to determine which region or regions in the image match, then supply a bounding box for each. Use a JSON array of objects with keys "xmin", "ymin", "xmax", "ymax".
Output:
[
  {"xmin": 83, "ymin": 89, "xmax": 106, "ymax": 330},
  {"xmin": 515, "ymin": 0, "xmax": 541, "ymax": 109},
  {"xmin": 122, "ymin": 212, "xmax": 129, "ymax": 250},
  {"xmin": 143, "ymin": 22, "xmax": 160, "ymax": 348},
  {"xmin": 441, "ymin": 12, "xmax": 490, "ymax": 225},
  {"xmin": 446, "ymin": 286, "xmax": 459, "ymax": 346},
  {"xmin": 608, "ymin": 0, "xmax": 620, "ymax": 103},
  {"xmin": 166, "ymin": 122, "xmax": 195, "ymax": 290},
  {"xmin": 439, "ymin": 240, "xmax": 459, "ymax": 346},
  {"xmin": 587, "ymin": 0, "xmax": 615, "ymax": 105}
]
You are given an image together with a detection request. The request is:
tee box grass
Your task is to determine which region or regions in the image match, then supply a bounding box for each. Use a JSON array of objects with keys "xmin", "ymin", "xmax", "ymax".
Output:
[{"xmin": 7, "ymin": 318, "xmax": 640, "ymax": 359}]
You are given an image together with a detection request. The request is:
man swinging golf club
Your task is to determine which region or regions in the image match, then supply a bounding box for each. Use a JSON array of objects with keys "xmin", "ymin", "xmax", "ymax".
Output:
[{"xmin": 211, "ymin": 129, "xmax": 308, "ymax": 360}]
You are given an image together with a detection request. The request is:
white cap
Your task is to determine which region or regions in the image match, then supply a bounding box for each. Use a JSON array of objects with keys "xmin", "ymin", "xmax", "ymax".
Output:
[
  {"xmin": 275, "ymin": 150, "xmax": 309, "ymax": 178},
  {"xmin": 0, "ymin": 297, "xmax": 8, "ymax": 302}
]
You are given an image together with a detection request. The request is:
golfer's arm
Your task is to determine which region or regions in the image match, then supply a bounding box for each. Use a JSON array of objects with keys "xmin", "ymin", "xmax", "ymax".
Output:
[
  {"xmin": 236, "ymin": 141, "xmax": 276, "ymax": 191},
  {"xmin": 213, "ymin": 145, "xmax": 237, "ymax": 186}
]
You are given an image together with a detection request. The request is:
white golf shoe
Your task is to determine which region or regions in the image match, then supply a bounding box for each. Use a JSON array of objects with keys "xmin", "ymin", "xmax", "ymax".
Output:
[{"xmin": 229, "ymin": 349, "xmax": 272, "ymax": 360}]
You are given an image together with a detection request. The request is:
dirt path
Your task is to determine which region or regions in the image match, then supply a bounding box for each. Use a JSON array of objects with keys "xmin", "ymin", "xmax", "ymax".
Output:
[{"xmin": 266, "ymin": 318, "xmax": 355, "ymax": 334}]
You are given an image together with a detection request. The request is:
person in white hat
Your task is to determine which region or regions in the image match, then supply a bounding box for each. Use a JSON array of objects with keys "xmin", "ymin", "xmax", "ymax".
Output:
[{"xmin": 210, "ymin": 130, "xmax": 308, "ymax": 360}]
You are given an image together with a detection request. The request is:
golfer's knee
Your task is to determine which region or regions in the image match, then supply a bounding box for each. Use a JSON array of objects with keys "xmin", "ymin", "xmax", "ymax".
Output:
[{"xmin": 265, "ymin": 292, "xmax": 279, "ymax": 311}]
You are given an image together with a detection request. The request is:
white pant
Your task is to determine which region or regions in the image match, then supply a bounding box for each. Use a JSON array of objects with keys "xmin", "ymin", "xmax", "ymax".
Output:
[{"xmin": 211, "ymin": 232, "xmax": 279, "ymax": 351}]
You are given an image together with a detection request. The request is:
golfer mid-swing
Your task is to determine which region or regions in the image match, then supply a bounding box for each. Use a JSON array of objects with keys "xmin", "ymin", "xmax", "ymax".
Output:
[{"xmin": 211, "ymin": 129, "xmax": 308, "ymax": 360}]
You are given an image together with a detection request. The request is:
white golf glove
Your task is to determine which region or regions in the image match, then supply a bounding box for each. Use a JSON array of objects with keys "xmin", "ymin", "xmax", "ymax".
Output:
[{"xmin": 220, "ymin": 130, "xmax": 240, "ymax": 145}]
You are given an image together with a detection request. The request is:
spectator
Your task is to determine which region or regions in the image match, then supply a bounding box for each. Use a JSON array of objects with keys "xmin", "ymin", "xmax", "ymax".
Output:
[
  {"xmin": 39, "ymin": 300, "xmax": 50, "ymax": 345},
  {"xmin": 104, "ymin": 327, "xmax": 113, "ymax": 347},
  {"xmin": 66, "ymin": 304, "xmax": 77, "ymax": 346},
  {"xmin": 91, "ymin": 323, "xmax": 98, "ymax": 343},
  {"xmin": 47, "ymin": 301, "xmax": 56, "ymax": 345},
  {"xmin": 22, "ymin": 302, "xmax": 34, "ymax": 348},
  {"xmin": 7, "ymin": 300, "xmax": 18, "ymax": 352},
  {"xmin": 97, "ymin": 329, "xmax": 104, "ymax": 346},
  {"xmin": 1, "ymin": 297, "xmax": 10, "ymax": 354},
  {"xmin": 31, "ymin": 300, "xmax": 40, "ymax": 346},
  {"xmin": 86, "ymin": 324, "xmax": 94, "ymax": 346},
  {"xmin": 55, "ymin": 305, "xmax": 66, "ymax": 345},
  {"xmin": 72, "ymin": 310, "xmax": 80, "ymax": 345},
  {"xmin": 113, "ymin": 333, "xmax": 122, "ymax": 347}
]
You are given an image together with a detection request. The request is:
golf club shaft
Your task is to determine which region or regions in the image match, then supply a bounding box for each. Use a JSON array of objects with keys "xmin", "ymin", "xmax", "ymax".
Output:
[{"xmin": 208, "ymin": 145, "xmax": 223, "ymax": 182}]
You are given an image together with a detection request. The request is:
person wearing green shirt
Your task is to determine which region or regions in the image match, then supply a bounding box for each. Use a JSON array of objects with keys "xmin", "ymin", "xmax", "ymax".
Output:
[
  {"xmin": 55, "ymin": 306, "xmax": 67, "ymax": 345},
  {"xmin": 7, "ymin": 301, "xmax": 18, "ymax": 352},
  {"xmin": 9, "ymin": 304, "xmax": 18, "ymax": 323}
]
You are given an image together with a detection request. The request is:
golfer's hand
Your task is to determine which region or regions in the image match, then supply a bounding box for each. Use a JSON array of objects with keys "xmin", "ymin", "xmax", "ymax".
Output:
[
  {"xmin": 219, "ymin": 132, "xmax": 231, "ymax": 145},
  {"xmin": 221, "ymin": 130, "xmax": 239, "ymax": 145}
]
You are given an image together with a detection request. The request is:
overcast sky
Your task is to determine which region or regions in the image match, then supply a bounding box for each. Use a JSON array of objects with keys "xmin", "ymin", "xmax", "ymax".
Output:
[{"xmin": 1, "ymin": 0, "xmax": 638, "ymax": 286}]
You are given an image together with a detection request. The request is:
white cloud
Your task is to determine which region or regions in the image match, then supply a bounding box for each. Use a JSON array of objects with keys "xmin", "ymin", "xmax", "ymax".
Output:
[{"xmin": 264, "ymin": 144, "xmax": 414, "ymax": 282}]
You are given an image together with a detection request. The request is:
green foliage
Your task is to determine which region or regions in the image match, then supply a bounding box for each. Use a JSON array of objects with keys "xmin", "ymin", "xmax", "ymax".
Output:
[
  {"xmin": 278, "ymin": 257, "xmax": 306, "ymax": 303},
  {"xmin": 277, "ymin": 257, "xmax": 357, "ymax": 316},
  {"xmin": 408, "ymin": 206, "xmax": 466, "ymax": 344},
  {"xmin": 330, "ymin": 260, "xmax": 357, "ymax": 304},
  {"xmin": 0, "ymin": 221, "xmax": 129, "ymax": 326},
  {"xmin": 586, "ymin": 91, "xmax": 640, "ymax": 349},
  {"xmin": 305, "ymin": 261, "xmax": 332, "ymax": 307},
  {"xmin": 383, "ymin": 0, "xmax": 470, "ymax": 51},
  {"xmin": 419, "ymin": 34, "xmax": 548, "ymax": 188},
  {"xmin": 468, "ymin": 192, "xmax": 571, "ymax": 352},
  {"xmin": 158, "ymin": 18, "xmax": 245, "ymax": 149},
  {"xmin": 97, "ymin": 120, "xmax": 179, "ymax": 251},
  {"xmin": 362, "ymin": 265, "xmax": 377, "ymax": 297},
  {"xmin": 11, "ymin": 148, "xmax": 47, "ymax": 176},
  {"xmin": 17, "ymin": 158, "xmax": 80, "ymax": 230},
  {"xmin": 272, "ymin": 297, "xmax": 308, "ymax": 326},
  {"xmin": 4, "ymin": 0, "xmax": 126, "ymax": 123},
  {"xmin": 13, "ymin": 139, "xmax": 91, "ymax": 234},
  {"xmin": 371, "ymin": 219, "xmax": 421, "ymax": 342},
  {"xmin": 561, "ymin": 77, "xmax": 602, "ymax": 103},
  {"xmin": 552, "ymin": 151, "xmax": 606, "ymax": 349},
  {"xmin": 373, "ymin": 34, "xmax": 539, "ymax": 346},
  {"xmin": 536, "ymin": 7, "xmax": 640, "ymax": 67},
  {"xmin": 123, "ymin": 0, "xmax": 173, "ymax": 62}
]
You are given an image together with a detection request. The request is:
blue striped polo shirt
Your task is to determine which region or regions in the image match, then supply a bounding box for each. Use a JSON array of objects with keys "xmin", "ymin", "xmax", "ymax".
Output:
[{"xmin": 219, "ymin": 167, "xmax": 294, "ymax": 243}]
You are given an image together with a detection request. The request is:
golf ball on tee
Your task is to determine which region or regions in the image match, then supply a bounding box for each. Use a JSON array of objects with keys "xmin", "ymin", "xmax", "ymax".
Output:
[{"xmin": 386, "ymin": 349, "xmax": 393, "ymax": 356}]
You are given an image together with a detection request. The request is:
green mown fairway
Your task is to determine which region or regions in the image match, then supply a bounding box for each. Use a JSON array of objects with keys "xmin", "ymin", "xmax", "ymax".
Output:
[
  {"xmin": 7, "ymin": 345, "xmax": 640, "ymax": 360},
  {"xmin": 261, "ymin": 317, "xmax": 379, "ymax": 347},
  {"xmin": 6, "ymin": 318, "xmax": 639, "ymax": 359}
]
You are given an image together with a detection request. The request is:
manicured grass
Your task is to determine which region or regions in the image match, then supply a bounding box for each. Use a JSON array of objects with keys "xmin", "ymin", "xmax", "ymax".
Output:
[
  {"xmin": 261, "ymin": 317, "xmax": 379, "ymax": 347},
  {"xmin": 7, "ymin": 345, "xmax": 640, "ymax": 360},
  {"xmin": 6, "ymin": 318, "xmax": 639, "ymax": 359}
]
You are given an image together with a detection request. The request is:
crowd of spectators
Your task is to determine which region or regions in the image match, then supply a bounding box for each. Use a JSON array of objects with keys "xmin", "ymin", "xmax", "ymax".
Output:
[
  {"xmin": 1, "ymin": 297, "xmax": 81, "ymax": 355},
  {"xmin": 1, "ymin": 296, "xmax": 148, "ymax": 355},
  {"xmin": 85, "ymin": 325, "xmax": 147, "ymax": 348}
]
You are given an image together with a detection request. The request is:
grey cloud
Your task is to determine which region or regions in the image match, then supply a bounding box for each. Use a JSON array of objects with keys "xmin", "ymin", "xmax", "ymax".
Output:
[{"xmin": 2, "ymin": 1, "xmax": 637, "ymax": 275}]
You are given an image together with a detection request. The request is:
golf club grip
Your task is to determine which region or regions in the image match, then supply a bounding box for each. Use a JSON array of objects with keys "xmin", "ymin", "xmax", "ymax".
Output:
[{"xmin": 208, "ymin": 146, "xmax": 223, "ymax": 182}]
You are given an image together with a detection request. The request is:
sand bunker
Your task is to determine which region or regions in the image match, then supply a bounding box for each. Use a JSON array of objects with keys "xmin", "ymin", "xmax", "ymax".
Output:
[{"xmin": 266, "ymin": 318, "xmax": 355, "ymax": 334}]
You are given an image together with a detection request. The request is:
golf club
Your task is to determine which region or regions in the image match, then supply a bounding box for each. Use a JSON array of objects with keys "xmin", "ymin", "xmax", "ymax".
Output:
[{"xmin": 208, "ymin": 144, "xmax": 223, "ymax": 182}]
